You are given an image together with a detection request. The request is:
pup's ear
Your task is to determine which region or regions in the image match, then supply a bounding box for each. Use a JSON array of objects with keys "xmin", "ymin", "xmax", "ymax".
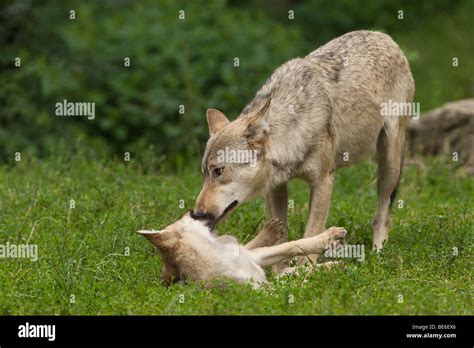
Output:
[
  {"xmin": 206, "ymin": 109, "xmax": 230, "ymax": 136},
  {"xmin": 245, "ymin": 98, "xmax": 271, "ymax": 150},
  {"xmin": 137, "ymin": 229, "xmax": 167, "ymax": 248}
]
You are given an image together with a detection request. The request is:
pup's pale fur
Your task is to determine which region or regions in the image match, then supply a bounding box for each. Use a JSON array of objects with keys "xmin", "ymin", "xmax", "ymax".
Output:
[
  {"xmin": 138, "ymin": 213, "xmax": 346, "ymax": 288},
  {"xmin": 194, "ymin": 31, "xmax": 414, "ymax": 260}
]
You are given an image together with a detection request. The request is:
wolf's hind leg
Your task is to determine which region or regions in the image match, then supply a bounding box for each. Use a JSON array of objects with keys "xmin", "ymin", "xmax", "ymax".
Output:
[{"xmin": 373, "ymin": 121, "xmax": 407, "ymax": 251}]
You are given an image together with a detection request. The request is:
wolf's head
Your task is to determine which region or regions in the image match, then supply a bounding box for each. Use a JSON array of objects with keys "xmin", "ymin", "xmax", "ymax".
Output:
[{"xmin": 193, "ymin": 98, "xmax": 272, "ymax": 227}]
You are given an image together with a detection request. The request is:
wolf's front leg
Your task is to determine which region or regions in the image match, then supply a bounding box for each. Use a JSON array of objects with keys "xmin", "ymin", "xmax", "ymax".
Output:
[
  {"xmin": 265, "ymin": 183, "xmax": 288, "ymax": 272},
  {"xmin": 299, "ymin": 172, "xmax": 334, "ymax": 264},
  {"xmin": 265, "ymin": 183, "xmax": 288, "ymax": 235}
]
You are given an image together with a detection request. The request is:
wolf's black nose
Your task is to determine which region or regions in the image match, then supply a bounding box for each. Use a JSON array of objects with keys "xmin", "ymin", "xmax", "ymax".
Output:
[{"xmin": 190, "ymin": 210, "xmax": 215, "ymax": 222}]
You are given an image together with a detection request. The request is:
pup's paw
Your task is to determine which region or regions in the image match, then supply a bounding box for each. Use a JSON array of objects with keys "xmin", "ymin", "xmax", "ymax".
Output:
[
  {"xmin": 262, "ymin": 218, "xmax": 285, "ymax": 240},
  {"xmin": 316, "ymin": 260, "xmax": 344, "ymax": 269},
  {"xmin": 325, "ymin": 227, "xmax": 346, "ymax": 247}
]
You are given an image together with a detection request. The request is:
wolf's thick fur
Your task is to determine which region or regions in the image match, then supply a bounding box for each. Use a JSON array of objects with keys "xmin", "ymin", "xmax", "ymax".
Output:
[
  {"xmin": 194, "ymin": 31, "xmax": 414, "ymax": 257},
  {"xmin": 138, "ymin": 213, "xmax": 346, "ymax": 288}
]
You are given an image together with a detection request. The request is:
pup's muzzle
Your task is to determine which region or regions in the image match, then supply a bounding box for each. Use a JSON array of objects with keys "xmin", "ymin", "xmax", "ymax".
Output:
[{"xmin": 190, "ymin": 210, "xmax": 216, "ymax": 229}]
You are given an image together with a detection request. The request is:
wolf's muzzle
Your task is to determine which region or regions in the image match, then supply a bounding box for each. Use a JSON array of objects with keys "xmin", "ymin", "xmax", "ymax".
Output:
[{"xmin": 190, "ymin": 210, "xmax": 216, "ymax": 222}]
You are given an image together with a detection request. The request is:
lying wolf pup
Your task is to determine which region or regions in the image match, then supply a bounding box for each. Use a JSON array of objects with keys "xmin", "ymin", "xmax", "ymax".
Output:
[{"xmin": 138, "ymin": 212, "xmax": 345, "ymax": 288}]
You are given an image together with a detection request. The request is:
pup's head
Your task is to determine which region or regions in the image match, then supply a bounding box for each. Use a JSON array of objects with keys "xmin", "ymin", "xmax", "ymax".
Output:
[
  {"xmin": 137, "ymin": 211, "xmax": 211, "ymax": 250},
  {"xmin": 193, "ymin": 98, "xmax": 272, "ymax": 227}
]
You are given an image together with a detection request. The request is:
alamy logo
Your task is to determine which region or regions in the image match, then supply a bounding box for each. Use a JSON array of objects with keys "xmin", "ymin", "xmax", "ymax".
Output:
[
  {"xmin": 325, "ymin": 243, "xmax": 365, "ymax": 262},
  {"xmin": 380, "ymin": 99, "xmax": 420, "ymax": 119},
  {"xmin": 55, "ymin": 99, "xmax": 95, "ymax": 120},
  {"xmin": 217, "ymin": 146, "xmax": 258, "ymax": 167},
  {"xmin": 0, "ymin": 242, "xmax": 38, "ymax": 261},
  {"xmin": 18, "ymin": 322, "xmax": 56, "ymax": 341}
]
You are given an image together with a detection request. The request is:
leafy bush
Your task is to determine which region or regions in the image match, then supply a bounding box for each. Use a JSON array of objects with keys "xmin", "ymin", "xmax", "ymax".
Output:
[
  {"xmin": 0, "ymin": 0, "xmax": 301, "ymax": 166},
  {"xmin": 1, "ymin": 0, "xmax": 471, "ymax": 167},
  {"xmin": 247, "ymin": 0, "xmax": 461, "ymax": 44}
]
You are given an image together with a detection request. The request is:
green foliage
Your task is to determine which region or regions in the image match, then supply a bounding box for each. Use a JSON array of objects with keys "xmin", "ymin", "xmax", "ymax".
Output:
[
  {"xmin": 250, "ymin": 0, "xmax": 474, "ymax": 111},
  {"xmin": 0, "ymin": 0, "xmax": 301, "ymax": 165},
  {"xmin": 393, "ymin": 0, "xmax": 474, "ymax": 110},
  {"xmin": 0, "ymin": 155, "xmax": 472, "ymax": 314},
  {"xmin": 290, "ymin": 0, "xmax": 460, "ymax": 43},
  {"xmin": 1, "ymin": 0, "xmax": 473, "ymax": 166}
]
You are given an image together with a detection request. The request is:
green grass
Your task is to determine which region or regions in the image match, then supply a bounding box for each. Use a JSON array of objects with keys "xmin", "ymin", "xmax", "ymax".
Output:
[{"xmin": 0, "ymin": 154, "xmax": 472, "ymax": 315}]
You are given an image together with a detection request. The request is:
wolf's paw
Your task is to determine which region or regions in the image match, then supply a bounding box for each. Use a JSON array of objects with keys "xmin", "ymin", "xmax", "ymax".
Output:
[{"xmin": 325, "ymin": 227, "xmax": 346, "ymax": 247}]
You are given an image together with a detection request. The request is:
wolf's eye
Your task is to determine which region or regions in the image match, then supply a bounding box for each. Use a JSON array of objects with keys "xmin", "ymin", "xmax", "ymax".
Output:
[{"xmin": 213, "ymin": 167, "xmax": 224, "ymax": 177}]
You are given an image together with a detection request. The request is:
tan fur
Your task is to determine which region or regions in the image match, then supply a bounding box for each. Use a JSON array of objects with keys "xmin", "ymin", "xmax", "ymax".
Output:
[
  {"xmin": 194, "ymin": 31, "xmax": 414, "ymax": 259},
  {"xmin": 138, "ymin": 213, "xmax": 345, "ymax": 288}
]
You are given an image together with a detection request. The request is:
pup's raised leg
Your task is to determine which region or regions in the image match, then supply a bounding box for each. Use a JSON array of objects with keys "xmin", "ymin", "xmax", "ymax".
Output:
[
  {"xmin": 245, "ymin": 218, "xmax": 285, "ymax": 250},
  {"xmin": 251, "ymin": 227, "xmax": 346, "ymax": 268}
]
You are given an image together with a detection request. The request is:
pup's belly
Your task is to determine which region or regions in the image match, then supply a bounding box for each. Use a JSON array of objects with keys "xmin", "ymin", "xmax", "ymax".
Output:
[
  {"xmin": 220, "ymin": 245, "xmax": 267, "ymax": 285},
  {"xmin": 182, "ymin": 236, "xmax": 266, "ymax": 286}
]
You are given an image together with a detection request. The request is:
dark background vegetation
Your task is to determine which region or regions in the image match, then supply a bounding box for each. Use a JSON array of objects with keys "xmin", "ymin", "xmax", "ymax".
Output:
[{"xmin": 1, "ymin": 0, "xmax": 473, "ymax": 168}]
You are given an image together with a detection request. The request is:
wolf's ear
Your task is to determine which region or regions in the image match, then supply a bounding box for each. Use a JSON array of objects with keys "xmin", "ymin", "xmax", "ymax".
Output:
[
  {"xmin": 245, "ymin": 98, "xmax": 271, "ymax": 150},
  {"xmin": 206, "ymin": 109, "xmax": 230, "ymax": 136},
  {"xmin": 137, "ymin": 229, "xmax": 167, "ymax": 248}
]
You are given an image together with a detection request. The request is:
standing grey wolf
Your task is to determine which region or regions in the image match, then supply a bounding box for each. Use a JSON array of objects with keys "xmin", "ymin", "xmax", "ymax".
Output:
[
  {"xmin": 138, "ymin": 212, "xmax": 346, "ymax": 288},
  {"xmin": 192, "ymin": 30, "xmax": 414, "ymax": 259}
]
